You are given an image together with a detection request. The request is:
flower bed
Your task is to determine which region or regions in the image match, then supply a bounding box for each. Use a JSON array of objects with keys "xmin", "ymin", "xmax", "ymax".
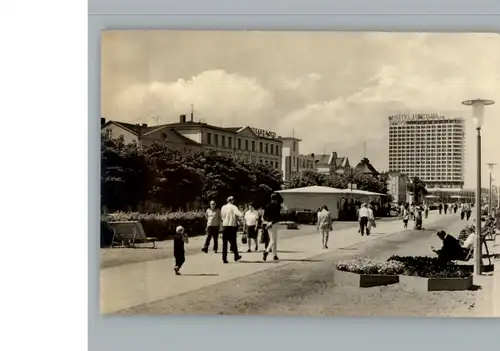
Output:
[
  {"xmin": 334, "ymin": 258, "xmax": 404, "ymax": 287},
  {"xmin": 101, "ymin": 211, "xmax": 207, "ymax": 245},
  {"xmin": 387, "ymin": 255, "xmax": 473, "ymax": 291},
  {"xmin": 387, "ymin": 256, "xmax": 471, "ymax": 278}
]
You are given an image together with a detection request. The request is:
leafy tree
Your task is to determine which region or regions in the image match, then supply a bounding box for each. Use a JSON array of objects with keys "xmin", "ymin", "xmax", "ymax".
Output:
[
  {"xmin": 407, "ymin": 176, "xmax": 428, "ymax": 204},
  {"xmin": 100, "ymin": 134, "xmax": 152, "ymax": 212},
  {"xmin": 285, "ymin": 170, "xmax": 328, "ymax": 189},
  {"xmin": 146, "ymin": 144, "xmax": 205, "ymax": 211}
]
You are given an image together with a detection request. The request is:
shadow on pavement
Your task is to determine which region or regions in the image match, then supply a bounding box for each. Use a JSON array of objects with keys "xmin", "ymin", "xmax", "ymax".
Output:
[{"xmin": 181, "ymin": 273, "xmax": 219, "ymax": 277}]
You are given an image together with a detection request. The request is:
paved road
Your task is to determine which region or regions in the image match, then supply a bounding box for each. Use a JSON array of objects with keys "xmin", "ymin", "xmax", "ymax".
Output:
[
  {"xmin": 101, "ymin": 216, "xmax": 403, "ymax": 268},
  {"xmin": 114, "ymin": 215, "xmax": 483, "ymax": 316}
]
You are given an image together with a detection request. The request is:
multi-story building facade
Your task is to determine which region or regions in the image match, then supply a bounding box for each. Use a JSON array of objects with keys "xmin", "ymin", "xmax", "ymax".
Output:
[
  {"xmin": 279, "ymin": 137, "xmax": 315, "ymax": 182},
  {"xmin": 388, "ymin": 113, "xmax": 465, "ymax": 190},
  {"xmin": 387, "ymin": 171, "xmax": 408, "ymax": 204},
  {"xmin": 101, "ymin": 118, "xmax": 201, "ymax": 152},
  {"xmin": 102, "ymin": 115, "xmax": 284, "ymax": 171}
]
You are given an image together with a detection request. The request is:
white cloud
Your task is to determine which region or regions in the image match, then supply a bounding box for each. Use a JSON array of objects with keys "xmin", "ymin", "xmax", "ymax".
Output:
[{"xmin": 108, "ymin": 70, "xmax": 274, "ymax": 126}]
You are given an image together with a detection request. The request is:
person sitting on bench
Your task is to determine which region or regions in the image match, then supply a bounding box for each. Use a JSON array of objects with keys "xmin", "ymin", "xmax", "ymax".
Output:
[{"xmin": 430, "ymin": 230, "xmax": 469, "ymax": 262}]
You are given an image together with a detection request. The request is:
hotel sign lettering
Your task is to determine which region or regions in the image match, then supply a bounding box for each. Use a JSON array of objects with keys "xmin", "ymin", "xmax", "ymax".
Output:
[
  {"xmin": 389, "ymin": 113, "xmax": 445, "ymax": 125},
  {"xmin": 251, "ymin": 127, "xmax": 276, "ymax": 139}
]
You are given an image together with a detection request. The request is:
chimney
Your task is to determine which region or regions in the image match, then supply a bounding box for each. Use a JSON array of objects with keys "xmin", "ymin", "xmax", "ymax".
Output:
[
  {"xmin": 101, "ymin": 117, "xmax": 106, "ymax": 126},
  {"xmin": 180, "ymin": 114, "xmax": 187, "ymax": 123}
]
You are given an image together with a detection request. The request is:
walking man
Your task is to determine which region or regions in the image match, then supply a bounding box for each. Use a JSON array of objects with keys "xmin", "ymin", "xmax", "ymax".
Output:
[
  {"xmin": 220, "ymin": 196, "xmax": 243, "ymax": 264},
  {"xmin": 358, "ymin": 203, "xmax": 369, "ymax": 236},
  {"xmin": 262, "ymin": 193, "xmax": 282, "ymax": 261},
  {"xmin": 202, "ymin": 200, "xmax": 221, "ymax": 253}
]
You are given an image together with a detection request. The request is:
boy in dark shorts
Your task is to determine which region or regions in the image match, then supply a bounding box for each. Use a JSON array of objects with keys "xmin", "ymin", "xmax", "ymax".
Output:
[{"xmin": 173, "ymin": 225, "xmax": 189, "ymax": 275}]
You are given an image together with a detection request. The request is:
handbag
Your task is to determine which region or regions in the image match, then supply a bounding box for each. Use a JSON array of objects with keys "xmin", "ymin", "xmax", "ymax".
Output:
[{"xmin": 242, "ymin": 228, "xmax": 248, "ymax": 244}]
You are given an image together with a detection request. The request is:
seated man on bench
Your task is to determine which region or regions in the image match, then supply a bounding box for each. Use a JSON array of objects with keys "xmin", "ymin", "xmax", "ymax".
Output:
[{"xmin": 430, "ymin": 230, "xmax": 471, "ymax": 262}]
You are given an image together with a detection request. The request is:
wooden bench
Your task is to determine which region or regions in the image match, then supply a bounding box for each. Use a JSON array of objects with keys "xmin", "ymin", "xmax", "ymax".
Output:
[
  {"xmin": 108, "ymin": 221, "xmax": 156, "ymax": 249},
  {"xmin": 463, "ymin": 234, "xmax": 492, "ymax": 266}
]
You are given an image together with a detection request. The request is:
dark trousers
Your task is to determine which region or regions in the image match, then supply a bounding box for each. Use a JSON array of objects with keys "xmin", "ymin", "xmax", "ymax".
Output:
[
  {"xmin": 203, "ymin": 226, "xmax": 219, "ymax": 252},
  {"xmin": 359, "ymin": 217, "xmax": 368, "ymax": 235},
  {"xmin": 461, "ymin": 212, "xmax": 465, "ymax": 220},
  {"xmin": 222, "ymin": 226, "xmax": 239, "ymax": 261},
  {"xmin": 261, "ymin": 227, "xmax": 270, "ymax": 248},
  {"xmin": 174, "ymin": 253, "xmax": 185, "ymax": 269},
  {"xmin": 439, "ymin": 209, "xmax": 442, "ymax": 214},
  {"xmin": 466, "ymin": 211, "xmax": 471, "ymax": 220}
]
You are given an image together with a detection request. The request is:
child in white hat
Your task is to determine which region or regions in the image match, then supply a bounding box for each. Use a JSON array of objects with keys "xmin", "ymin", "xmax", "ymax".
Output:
[{"xmin": 174, "ymin": 225, "xmax": 189, "ymax": 275}]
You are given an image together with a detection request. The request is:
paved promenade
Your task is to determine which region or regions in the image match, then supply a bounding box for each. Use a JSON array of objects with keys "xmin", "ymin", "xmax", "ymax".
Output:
[
  {"xmin": 101, "ymin": 212, "xmax": 447, "ymax": 314},
  {"xmin": 493, "ymin": 233, "xmax": 500, "ymax": 317}
]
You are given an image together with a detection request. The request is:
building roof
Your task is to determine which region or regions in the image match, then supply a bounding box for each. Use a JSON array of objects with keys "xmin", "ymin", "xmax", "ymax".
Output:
[
  {"xmin": 336, "ymin": 157, "xmax": 346, "ymax": 167},
  {"xmin": 276, "ymin": 185, "xmax": 386, "ymax": 196},
  {"xmin": 355, "ymin": 158, "xmax": 379, "ymax": 175},
  {"xmin": 102, "ymin": 121, "xmax": 201, "ymax": 145},
  {"xmin": 313, "ymin": 154, "xmax": 331, "ymax": 165}
]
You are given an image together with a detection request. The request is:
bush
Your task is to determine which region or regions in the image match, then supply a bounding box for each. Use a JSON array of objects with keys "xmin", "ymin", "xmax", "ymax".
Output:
[
  {"xmin": 103, "ymin": 211, "xmax": 207, "ymax": 242},
  {"xmin": 387, "ymin": 255, "xmax": 471, "ymax": 278},
  {"xmin": 336, "ymin": 257, "xmax": 405, "ymax": 275}
]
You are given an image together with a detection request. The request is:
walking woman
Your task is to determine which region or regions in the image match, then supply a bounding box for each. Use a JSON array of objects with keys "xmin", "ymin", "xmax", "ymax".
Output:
[
  {"xmin": 317, "ymin": 205, "xmax": 332, "ymax": 249},
  {"xmin": 402, "ymin": 205, "xmax": 410, "ymax": 229}
]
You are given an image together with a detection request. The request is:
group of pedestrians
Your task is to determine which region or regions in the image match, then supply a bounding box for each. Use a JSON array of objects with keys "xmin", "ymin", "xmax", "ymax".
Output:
[
  {"xmin": 357, "ymin": 203, "xmax": 376, "ymax": 236},
  {"xmin": 174, "ymin": 193, "xmax": 339, "ymax": 275},
  {"xmin": 399, "ymin": 203, "xmax": 427, "ymax": 230},
  {"xmin": 437, "ymin": 202, "xmax": 472, "ymax": 220},
  {"xmin": 194, "ymin": 194, "xmax": 283, "ymax": 269}
]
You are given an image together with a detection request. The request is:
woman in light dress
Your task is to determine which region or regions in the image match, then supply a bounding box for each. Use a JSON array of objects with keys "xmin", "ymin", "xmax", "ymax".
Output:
[{"xmin": 317, "ymin": 205, "xmax": 333, "ymax": 249}]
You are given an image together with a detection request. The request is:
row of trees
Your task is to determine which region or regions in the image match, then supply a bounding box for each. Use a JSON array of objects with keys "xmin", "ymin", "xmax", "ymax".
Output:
[
  {"xmin": 101, "ymin": 134, "xmax": 283, "ymax": 212},
  {"xmin": 285, "ymin": 169, "xmax": 391, "ymax": 196}
]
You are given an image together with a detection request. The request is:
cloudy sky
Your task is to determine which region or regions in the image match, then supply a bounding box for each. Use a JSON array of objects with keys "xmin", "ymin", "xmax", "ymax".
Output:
[{"xmin": 102, "ymin": 31, "xmax": 500, "ymax": 189}]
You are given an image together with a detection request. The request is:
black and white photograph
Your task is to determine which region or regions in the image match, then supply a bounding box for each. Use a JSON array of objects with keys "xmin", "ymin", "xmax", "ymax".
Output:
[{"xmin": 100, "ymin": 30, "xmax": 500, "ymax": 317}]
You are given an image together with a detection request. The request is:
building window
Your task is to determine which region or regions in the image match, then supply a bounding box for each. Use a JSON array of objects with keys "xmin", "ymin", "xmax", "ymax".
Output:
[
  {"xmin": 214, "ymin": 134, "xmax": 219, "ymax": 146},
  {"xmin": 276, "ymin": 146, "xmax": 279, "ymax": 156},
  {"xmin": 238, "ymin": 138, "xmax": 241, "ymax": 149},
  {"xmin": 260, "ymin": 142, "xmax": 263, "ymax": 152},
  {"xmin": 270, "ymin": 144, "xmax": 274, "ymax": 154},
  {"xmin": 119, "ymin": 134, "xmax": 124, "ymax": 141},
  {"xmin": 265, "ymin": 143, "xmax": 269, "ymax": 153},
  {"xmin": 275, "ymin": 161, "xmax": 278, "ymax": 168},
  {"xmin": 228, "ymin": 137, "xmax": 232, "ymax": 148},
  {"xmin": 245, "ymin": 140, "xmax": 249, "ymax": 150},
  {"xmin": 292, "ymin": 157, "xmax": 295, "ymax": 166},
  {"xmin": 252, "ymin": 141, "xmax": 255, "ymax": 151},
  {"xmin": 105, "ymin": 129, "xmax": 112, "ymax": 138},
  {"xmin": 207, "ymin": 133, "xmax": 211, "ymax": 144},
  {"xmin": 221, "ymin": 135, "xmax": 226, "ymax": 147},
  {"xmin": 293, "ymin": 142, "xmax": 296, "ymax": 151}
]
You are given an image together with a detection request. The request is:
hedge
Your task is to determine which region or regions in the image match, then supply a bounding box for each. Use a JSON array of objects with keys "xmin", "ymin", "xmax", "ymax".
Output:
[{"xmin": 101, "ymin": 211, "xmax": 207, "ymax": 246}]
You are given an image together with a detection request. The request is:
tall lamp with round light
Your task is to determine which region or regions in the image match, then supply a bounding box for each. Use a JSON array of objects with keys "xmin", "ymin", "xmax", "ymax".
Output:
[{"xmin": 462, "ymin": 98, "xmax": 495, "ymax": 276}]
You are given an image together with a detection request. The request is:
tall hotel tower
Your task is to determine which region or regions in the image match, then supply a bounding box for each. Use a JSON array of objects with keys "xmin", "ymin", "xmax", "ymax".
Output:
[{"xmin": 388, "ymin": 113, "xmax": 465, "ymax": 189}]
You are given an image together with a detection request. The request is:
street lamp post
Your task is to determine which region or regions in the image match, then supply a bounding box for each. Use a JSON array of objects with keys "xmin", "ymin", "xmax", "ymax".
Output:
[
  {"xmin": 486, "ymin": 163, "xmax": 496, "ymax": 216},
  {"xmin": 462, "ymin": 98, "xmax": 495, "ymax": 276}
]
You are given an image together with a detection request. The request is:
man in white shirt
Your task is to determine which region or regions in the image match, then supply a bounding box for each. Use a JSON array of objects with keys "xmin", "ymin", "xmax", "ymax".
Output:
[
  {"xmin": 220, "ymin": 196, "xmax": 243, "ymax": 263},
  {"xmin": 358, "ymin": 203, "xmax": 370, "ymax": 236},
  {"xmin": 366, "ymin": 204, "xmax": 375, "ymax": 235}
]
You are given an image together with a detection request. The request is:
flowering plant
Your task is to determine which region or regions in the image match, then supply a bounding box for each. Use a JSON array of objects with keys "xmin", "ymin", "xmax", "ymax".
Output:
[
  {"xmin": 336, "ymin": 257, "xmax": 405, "ymax": 275},
  {"xmin": 387, "ymin": 255, "xmax": 471, "ymax": 278}
]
